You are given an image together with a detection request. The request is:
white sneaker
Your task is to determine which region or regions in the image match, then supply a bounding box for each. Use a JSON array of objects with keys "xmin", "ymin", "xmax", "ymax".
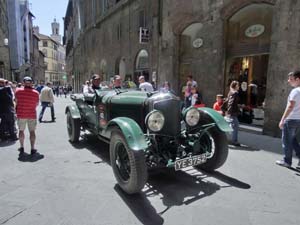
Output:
[{"xmin": 275, "ymin": 160, "xmax": 291, "ymax": 168}]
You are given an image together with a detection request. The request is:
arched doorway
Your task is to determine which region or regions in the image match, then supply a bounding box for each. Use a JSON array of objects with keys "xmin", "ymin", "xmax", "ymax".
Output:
[
  {"xmin": 179, "ymin": 23, "xmax": 203, "ymax": 98},
  {"xmin": 225, "ymin": 3, "xmax": 274, "ymax": 125},
  {"xmin": 134, "ymin": 49, "xmax": 149, "ymax": 83}
]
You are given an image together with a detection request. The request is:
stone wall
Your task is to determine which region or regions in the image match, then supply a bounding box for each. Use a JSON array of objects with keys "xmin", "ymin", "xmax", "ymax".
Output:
[
  {"xmin": 66, "ymin": 0, "xmax": 300, "ymax": 137},
  {"xmin": 264, "ymin": 0, "xmax": 300, "ymax": 136}
]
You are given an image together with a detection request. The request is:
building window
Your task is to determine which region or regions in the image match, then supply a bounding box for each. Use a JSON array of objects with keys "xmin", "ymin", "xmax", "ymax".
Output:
[
  {"xmin": 102, "ymin": 0, "xmax": 108, "ymax": 14},
  {"xmin": 139, "ymin": 10, "xmax": 146, "ymax": 28},
  {"xmin": 42, "ymin": 49, "xmax": 47, "ymax": 57},
  {"xmin": 54, "ymin": 44, "xmax": 58, "ymax": 50},
  {"xmin": 43, "ymin": 41, "xmax": 48, "ymax": 47},
  {"xmin": 117, "ymin": 23, "xmax": 122, "ymax": 41}
]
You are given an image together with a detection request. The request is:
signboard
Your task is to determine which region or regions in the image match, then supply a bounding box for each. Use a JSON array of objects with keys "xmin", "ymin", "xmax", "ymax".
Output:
[
  {"xmin": 139, "ymin": 27, "xmax": 149, "ymax": 44},
  {"xmin": 245, "ymin": 24, "xmax": 265, "ymax": 38},
  {"xmin": 192, "ymin": 38, "xmax": 203, "ymax": 48}
]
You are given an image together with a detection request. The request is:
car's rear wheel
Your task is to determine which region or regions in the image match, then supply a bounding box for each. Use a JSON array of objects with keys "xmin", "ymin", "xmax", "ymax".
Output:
[
  {"xmin": 67, "ymin": 111, "xmax": 81, "ymax": 143},
  {"xmin": 110, "ymin": 129, "xmax": 148, "ymax": 194},
  {"xmin": 194, "ymin": 126, "xmax": 228, "ymax": 171}
]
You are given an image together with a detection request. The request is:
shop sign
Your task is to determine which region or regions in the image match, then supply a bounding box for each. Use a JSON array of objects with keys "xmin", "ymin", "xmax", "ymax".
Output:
[
  {"xmin": 139, "ymin": 27, "xmax": 149, "ymax": 44},
  {"xmin": 192, "ymin": 38, "xmax": 203, "ymax": 48},
  {"xmin": 245, "ymin": 24, "xmax": 265, "ymax": 38}
]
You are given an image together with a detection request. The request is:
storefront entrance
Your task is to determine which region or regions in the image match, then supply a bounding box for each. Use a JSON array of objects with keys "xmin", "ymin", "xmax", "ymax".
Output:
[{"xmin": 225, "ymin": 3, "xmax": 274, "ymax": 126}]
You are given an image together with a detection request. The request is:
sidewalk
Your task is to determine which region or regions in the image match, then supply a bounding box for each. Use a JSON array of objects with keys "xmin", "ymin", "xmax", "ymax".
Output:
[{"xmin": 238, "ymin": 130, "xmax": 282, "ymax": 155}]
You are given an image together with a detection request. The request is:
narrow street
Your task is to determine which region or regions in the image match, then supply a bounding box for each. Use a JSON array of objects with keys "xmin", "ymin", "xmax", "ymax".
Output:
[{"xmin": 0, "ymin": 97, "xmax": 299, "ymax": 225}]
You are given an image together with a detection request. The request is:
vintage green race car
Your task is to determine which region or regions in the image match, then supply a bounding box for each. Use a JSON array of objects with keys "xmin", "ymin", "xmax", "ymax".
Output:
[{"xmin": 65, "ymin": 88, "xmax": 232, "ymax": 194}]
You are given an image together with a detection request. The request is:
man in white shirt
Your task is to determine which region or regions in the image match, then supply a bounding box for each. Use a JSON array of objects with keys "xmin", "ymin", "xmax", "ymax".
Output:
[
  {"xmin": 276, "ymin": 71, "xmax": 300, "ymax": 169},
  {"xmin": 138, "ymin": 76, "xmax": 153, "ymax": 92},
  {"xmin": 83, "ymin": 74, "xmax": 101, "ymax": 95},
  {"xmin": 39, "ymin": 82, "xmax": 55, "ymax": 122}
]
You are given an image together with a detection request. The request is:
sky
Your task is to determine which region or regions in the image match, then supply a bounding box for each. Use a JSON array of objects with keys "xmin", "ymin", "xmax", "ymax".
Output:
[{"xmin": 29, "ymin": 0, "xmax": 69, "ymax": 36}]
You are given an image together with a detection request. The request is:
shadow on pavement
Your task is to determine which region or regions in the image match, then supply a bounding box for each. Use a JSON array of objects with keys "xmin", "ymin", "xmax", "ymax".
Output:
[
  {"xmin": 145, "ymin": 169, "xmax": 222, "ymax": 215},
  {"xmin": 70, "ymin": 133, "xmax": 111, "ymax": 164},
  {"xmin": 114, "ymin": 185, "xmax": 164, "ymax": 225},
  {"xmin": 229, "ymin": 144, "xmax": 259, "ymax": 151},
  {"xmin": 199, "ymin": 170, "xmax": 251, "ymax": 189},
  {"xmin": 18, "ymin": 152, "xmax": 44, "ymax": 162},
  {"xmin": 0, "ymin": 140, "xmax": 17, "ymax": 147},
  {"xmin": 40, "ymin": 120, "xmax": 56, "ymax": 123}
]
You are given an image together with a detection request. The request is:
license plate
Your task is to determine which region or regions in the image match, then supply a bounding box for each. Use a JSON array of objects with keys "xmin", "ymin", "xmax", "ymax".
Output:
[{"xmin": 174, "ymin": 153, "xmax": 207, "ymax": 171}]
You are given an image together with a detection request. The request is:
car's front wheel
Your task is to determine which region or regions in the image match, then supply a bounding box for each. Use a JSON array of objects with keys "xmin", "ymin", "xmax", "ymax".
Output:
[
  {"xmin": 194, "ymin": 126, "xmax": 228, "ymax": 171},
  {"xmin": 110, "ymin": 129, "xmax": 148, "ymax": 194},
  {"xmin": 66, "ymin": 111, "xmax": 81, "ymax": 143}
]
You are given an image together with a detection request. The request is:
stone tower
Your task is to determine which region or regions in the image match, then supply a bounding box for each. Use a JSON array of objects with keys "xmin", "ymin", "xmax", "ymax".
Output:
[{"xmin": 50, "ymin": 18, "xmax": 61, "ymax": 43}]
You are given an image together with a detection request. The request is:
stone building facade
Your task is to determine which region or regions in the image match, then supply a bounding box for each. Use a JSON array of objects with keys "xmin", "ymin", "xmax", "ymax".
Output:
[
  {"xmin": 64, "ymin": 0, "xmax": 300, "ymax": 137},
  {"xmin": 0, "ymin": 0, "xmax": 10, "ymax": 80},
  {"xmin": 35, "ymin": 32, "xmax": 66, "ymax": 85}
]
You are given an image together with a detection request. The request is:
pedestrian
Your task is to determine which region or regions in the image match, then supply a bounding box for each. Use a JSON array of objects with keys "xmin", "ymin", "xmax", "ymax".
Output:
[
  {"xmin": 63, "ymin": 85, "xmax": 68, "ymax": 98},
  {"xmin": 138, "ymin": 76, "xmax": 153, "ymax": 92},
  {"xmin": 35, "ymin": 81, "xmax": 44, "ymax": 93},
  {"xmin": 225, "ymin": 80, "xmax": 241, "ymax": 146},
  {"xmin": 112, "ymin": 75, "xmax": 122, "ymax": 89},
  {"xmin": 191, "ymin": 85, "xmax": 203, "ymax": 106},
  {"xmin": 0, "ymin": 78, "xmax": 18, "ymax": 141},
  {"xmin": 213, "ymin": 94, "xmax": 224, "ymax": 115},
  {"xmin": 39, "ymin": 82, "xmax": 56, "ymax": 123},
  {"xmin": 83, "ymin": 74, "xmax": 101, "ymax": 95},
  {"xmin": 276, "ymin": 71, "xmax": 300, "ymax": 169},
  {"xmin": 15, "ymin": 76, "xmax": 43, "ymax": 160},
  {"xmin": 59, "ymin": 86, "xmax": 63, "ymax": 97},
  {"xmin": 159, "ymin": 81, "xmax": 171, "ymax": 93},
  {"xmin": 184, "ymin": 81, "xmax": 193, "ymax": 108},
  {"xmin": 187, "ymin": 75, "xmax": 197, "ymax": 88}
]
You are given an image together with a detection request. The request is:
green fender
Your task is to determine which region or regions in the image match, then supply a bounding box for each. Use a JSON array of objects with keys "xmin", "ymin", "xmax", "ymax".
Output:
[
  {"xmin": 106, "ymin": 117, "xmax": 148, "ymax": 151},
  {"xmin": 65, "ymin": 105, "xmax": 81, "ymax": 119},
  {"xmin": 197, "ymin": 107, "xmax": 233, "ymax": 132}
]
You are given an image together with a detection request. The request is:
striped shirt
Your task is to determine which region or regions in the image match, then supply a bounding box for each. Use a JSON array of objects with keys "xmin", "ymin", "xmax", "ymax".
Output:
[{"xmin": 15, "ymin": 87, "xmax": 39, "ymax": 119}]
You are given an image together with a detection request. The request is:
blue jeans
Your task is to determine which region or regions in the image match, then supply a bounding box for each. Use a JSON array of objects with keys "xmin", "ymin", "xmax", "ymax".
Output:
[
  {"xmin": 39, "ymin": 102, "xmax": 55, "ymax": 121},
  {"xmin": 229, "ymin": 116, "xmax": 239, "ymax": 143},
  {"xmin": 282, "ymin": 119, "xmax": 300, "ymax": 165}
]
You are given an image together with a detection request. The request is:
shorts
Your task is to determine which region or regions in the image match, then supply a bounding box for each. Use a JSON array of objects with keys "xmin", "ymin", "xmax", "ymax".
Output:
[{"xmin": 17, "ymin": 119, "xmax": 37, "ymax": 132}]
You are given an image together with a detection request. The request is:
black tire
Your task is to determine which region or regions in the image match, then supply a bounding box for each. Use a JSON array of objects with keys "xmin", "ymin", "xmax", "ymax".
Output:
[
  {"xmin": 66, "ymin": 111, "xmax": 81, "ymax": 143},
  {"xmin": 194, "ymin": 126, "xmax": 229, "ymax": 171},
  {"xmin": 110, "ymin": 129, "xmax": 148, "ymax": 194}
]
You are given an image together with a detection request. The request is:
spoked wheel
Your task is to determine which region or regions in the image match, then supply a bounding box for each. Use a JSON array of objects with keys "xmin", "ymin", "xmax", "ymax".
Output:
[
  {"xmin": 194, "ymin": 126, "xmax": 228, "ymax": 171},
  {"xmin": 66, "ymin": 111, "xmax": 81, "ymax": 143},
  {"xmin": 110, "ymin": 129, "xmax": 147, "ymax": 194},
  {"xmin": 115, "ymin": 143, "xmax": 131, "ymax": 181}
]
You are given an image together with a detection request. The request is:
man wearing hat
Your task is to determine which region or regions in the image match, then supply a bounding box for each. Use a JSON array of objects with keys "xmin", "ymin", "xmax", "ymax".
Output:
[
  {"xmin": 113, "ymin": 75, "xmax": 122, "ymax": 89},
  {"xmin": 15, "ymin": 76, "xmax": 43, "ymax": 160},
  {"xmin": 138, "ymin": 75, "xmax": 153, "ymax": 92},
  {"xmin": 83, "ymin": 74, "xmax": 101, "ymax": 95}
]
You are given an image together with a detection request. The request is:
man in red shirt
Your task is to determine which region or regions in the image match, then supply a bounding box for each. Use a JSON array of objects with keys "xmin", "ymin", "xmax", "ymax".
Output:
[{"xmin": 15, "ymin": 76, "xmax": 43, "ymax": 160}]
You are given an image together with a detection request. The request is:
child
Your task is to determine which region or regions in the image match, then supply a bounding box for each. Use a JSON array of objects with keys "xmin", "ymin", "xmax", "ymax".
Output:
[
  {"xmin": 191, "ymin": 86, "xmax": 202, "ymax": 106},
  {"xmin": 213, "ymin": 94, "xmax": 224, "ymax": 115}
]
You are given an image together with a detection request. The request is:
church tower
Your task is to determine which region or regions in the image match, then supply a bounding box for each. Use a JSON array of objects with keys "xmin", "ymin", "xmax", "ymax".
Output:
[{"xmin": 50, "ymin": 18, "xmax": 61, "ymax": 43}]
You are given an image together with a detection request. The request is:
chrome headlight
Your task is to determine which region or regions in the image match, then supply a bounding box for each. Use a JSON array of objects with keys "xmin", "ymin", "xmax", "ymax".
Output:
[
  {"xmin": 145, "ymin": 110, "xmax": 165, "ymax": 132},
  {"xmin": 185, "ymin": 108, "xmax": 200, "ymax": 126}
]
